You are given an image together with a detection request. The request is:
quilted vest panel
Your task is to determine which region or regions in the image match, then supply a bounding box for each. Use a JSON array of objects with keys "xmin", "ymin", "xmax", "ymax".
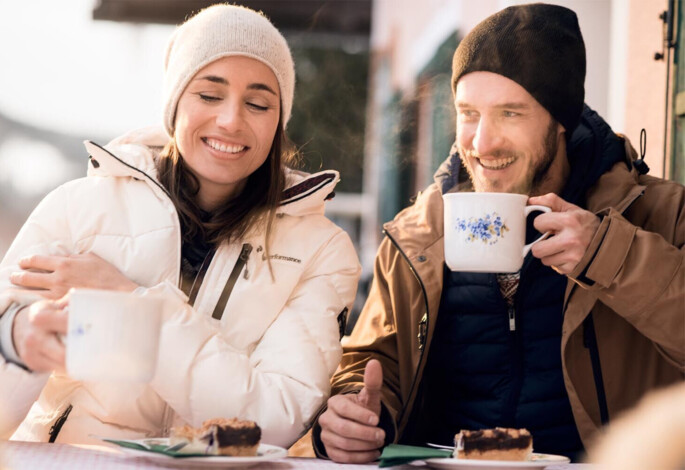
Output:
[{"xmin": 418, "ymin": 258, "xmax": 584, "ymax": 459}]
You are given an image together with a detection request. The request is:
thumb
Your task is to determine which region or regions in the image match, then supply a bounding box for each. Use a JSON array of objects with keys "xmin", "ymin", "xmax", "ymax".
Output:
[
  {"xmin": 357, "ymin": 359, "xmax": 383, "ymax": 416},
  {"xmin": 55, "ymin": 296, "xmax": 70, "ymax": 309}
]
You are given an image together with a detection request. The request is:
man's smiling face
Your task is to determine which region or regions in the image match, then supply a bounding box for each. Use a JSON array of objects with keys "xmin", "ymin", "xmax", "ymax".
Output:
[{"xmin": 455, "ymin": 71, "xmax": 568, "ymax": 196}]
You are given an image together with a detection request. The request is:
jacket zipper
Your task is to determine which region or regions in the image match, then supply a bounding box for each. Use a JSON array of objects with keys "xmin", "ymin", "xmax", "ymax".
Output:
[
  {"xmin": 502, "ymin": 255, "xmax": 536, "ymax": 427},
  {"xmin": 164, "ymin": 244, "xmax": 250, "ymax": 432},
  {"xmin": 48, "ymin": 404, "xmax": 73, "ymax": 443},
  {"xmin": 212, "ymin": 244, "xmax": 253, "ymax": 320},
  {"xmin": 503, "ymin": 284, "xmax": 525, "ymax": 427},
  {"xmin": 583, "ymin": 314, "xmax": 610, "ymax": 425},
  {"xmin": 187, "ymin": 248, "xmax": 217, "ymax": 306},
  {"xmin": 383, "ymin": 230, "xmax": 431, "ymax": 428}
]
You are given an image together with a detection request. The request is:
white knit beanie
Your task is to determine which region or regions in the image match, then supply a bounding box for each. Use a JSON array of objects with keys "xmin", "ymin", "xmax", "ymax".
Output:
[{"xmin": 162, "ymin": 3, "xmax": 295, "ymax": 136}]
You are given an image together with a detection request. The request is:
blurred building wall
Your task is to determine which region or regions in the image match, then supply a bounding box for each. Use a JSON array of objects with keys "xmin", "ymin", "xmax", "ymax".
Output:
[{"xmin": 622, "ymin": 0, "xmax": 670, "ymax": 178}]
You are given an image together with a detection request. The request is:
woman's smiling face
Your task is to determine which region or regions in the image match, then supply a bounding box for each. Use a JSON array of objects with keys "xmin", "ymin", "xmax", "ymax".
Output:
[{"xmin": 174, "ymin": 55, "xmax": 281, "ymax": 211}]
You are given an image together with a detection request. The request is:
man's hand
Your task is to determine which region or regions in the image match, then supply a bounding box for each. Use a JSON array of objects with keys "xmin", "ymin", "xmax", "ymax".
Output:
[
  {"xmin": 13, "ymin": 297, "xmax": 68, "ymax": 373},
  {"xmin": 319, "ymin": 359, "xmax": 386, "ymax": 463},
  {"xmin": 528, "ymin": 193, "xmax": 601, "ymax": 275},
  {"xmin": 10, "ymin": 253, "xmax": 138, "ymax": 299}
]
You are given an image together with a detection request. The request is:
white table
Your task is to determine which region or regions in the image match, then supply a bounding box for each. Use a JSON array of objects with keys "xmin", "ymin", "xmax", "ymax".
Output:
[{"xmin": 0, "ymin": 440, "xmax": 590, "ymax": 469}]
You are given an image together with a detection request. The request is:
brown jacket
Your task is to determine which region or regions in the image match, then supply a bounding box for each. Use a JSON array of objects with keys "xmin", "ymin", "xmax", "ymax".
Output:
[{"xmin": 323, "ymin": 137, "xmax": 684, "ymax": 451}]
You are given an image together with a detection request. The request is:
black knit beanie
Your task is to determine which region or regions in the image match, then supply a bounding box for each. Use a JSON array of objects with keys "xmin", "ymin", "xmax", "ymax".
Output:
[{"xmin": 451, "ymin": 3, "xmax": 586, "ymax": 134}]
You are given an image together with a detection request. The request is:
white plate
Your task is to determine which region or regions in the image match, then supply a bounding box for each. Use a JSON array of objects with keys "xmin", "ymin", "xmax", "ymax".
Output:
[
  {"xmin": 111, "ymin": 438, "xmax": 287, "ymax": 468},
  {"xmin": 424, "ymin": 453, "xmax": 570, "ymax": 470}
]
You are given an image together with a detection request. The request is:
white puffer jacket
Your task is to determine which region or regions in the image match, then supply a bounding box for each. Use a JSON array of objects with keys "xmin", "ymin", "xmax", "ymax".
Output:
[{"xmin": 0, "ymin": 129, "xmax": 361, "ymax": 447}]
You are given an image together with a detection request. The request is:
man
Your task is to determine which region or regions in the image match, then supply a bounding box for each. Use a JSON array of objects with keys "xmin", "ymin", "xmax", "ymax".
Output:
[{"xmin": 313, "ymin": 3, "xmax": 685, "ymax": 463}]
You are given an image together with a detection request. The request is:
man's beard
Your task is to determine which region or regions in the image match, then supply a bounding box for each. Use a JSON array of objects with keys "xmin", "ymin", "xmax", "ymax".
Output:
[{"xmin": 458, "ymin": 120, "xmax": 559, "ymax": 195}]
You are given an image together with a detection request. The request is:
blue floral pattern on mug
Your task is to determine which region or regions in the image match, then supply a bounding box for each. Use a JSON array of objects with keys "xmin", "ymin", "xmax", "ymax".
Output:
[
  {"xmin": 455, "ymin": 212, "xmax": 509, "ymax": 245},
  {"xmin": 69, "ymin": 323, "xmax": 92, "ymax": 337}
]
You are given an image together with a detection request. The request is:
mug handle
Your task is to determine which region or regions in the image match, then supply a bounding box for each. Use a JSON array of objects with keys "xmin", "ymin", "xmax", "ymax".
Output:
[{"xmin": 522, "ymin": 205, "xmax": 552, "ymax": 257}]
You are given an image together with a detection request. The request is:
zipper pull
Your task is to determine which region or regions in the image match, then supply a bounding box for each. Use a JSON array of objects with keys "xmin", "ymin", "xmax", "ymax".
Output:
[
  {"xmin": 240, "ymin": 243, "xmax": 253, "ymax": 260},
  {"xmin": 241, "ymin": 243, "xmax": 253, "ymax": 279},
  {"xmin": 418, "ymin": 313, "xmax": 428, "ymax": 350},
  {"xmin": 508, "ymin": 306, "xmax": 516, "ymax": 331}
]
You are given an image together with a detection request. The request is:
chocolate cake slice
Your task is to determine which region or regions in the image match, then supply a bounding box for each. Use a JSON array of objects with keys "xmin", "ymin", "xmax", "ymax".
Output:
[
  {"xmin": 170, "ymin": 418, "xmax": 262, "ymax": 456},
  {"xmin": 453, "ymin": 428, "xmax": 533, "ymax": 461},
  {"xmin": 201, "ymin": 418, "xmax": 261, "ymax": 456}
]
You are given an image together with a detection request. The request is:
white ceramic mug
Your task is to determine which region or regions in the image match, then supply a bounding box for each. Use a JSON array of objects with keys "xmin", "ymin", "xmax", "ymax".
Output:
[
  {"xmin": 66, "ymin": 289, "xmax": 163, "ymax": 382},
  {"xmin": 443, "ymin": 192, "xmax": 551, "ymax": 273}
]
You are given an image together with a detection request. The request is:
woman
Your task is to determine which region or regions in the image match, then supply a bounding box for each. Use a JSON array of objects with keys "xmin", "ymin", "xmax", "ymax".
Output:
[{"xmin": 0, "ymin": 4, "xmax": 360, "ymax": 447}]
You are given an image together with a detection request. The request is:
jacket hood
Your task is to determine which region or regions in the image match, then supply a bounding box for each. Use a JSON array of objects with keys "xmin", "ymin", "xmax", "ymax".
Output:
[
  {"xmin": 433, "ymin": 105, "xmax": 627, "ymax": 204},
  {"xmin": 83, "ymin": 126, "xmax": 340, "ymax": 217},
  {"xmin": 433, "ymin": 142, "xmax": 464, "ymax": 196},
  {"xmin": 561, "ymin": 105, "xmax": 626, "ymax": 205}
]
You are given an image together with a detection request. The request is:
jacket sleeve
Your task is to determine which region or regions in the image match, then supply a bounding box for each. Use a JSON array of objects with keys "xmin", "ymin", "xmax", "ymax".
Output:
[
  {"xmin": 149, "ymin": 229, "xmax": 360, "ymax": 448},
  {"xmin": 569, "ymin": 188, "xmax": 685, "ymax": 369},
  {"xmin": 0, "ymin": 185, "xmax": 73, "ymax": 439},
  {"xmin": 312, "ymin": 236, "xmax": 405, "ymax": 457}
]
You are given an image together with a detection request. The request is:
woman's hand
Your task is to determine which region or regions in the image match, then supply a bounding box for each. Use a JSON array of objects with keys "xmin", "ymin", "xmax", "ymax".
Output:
[
  {"xmin": 13, "ymin": 297, "xmax": 68, "ymax": 373},
  {"xmin": 10, "ymin": 253, "xmax": 139, "ymax": 299}
]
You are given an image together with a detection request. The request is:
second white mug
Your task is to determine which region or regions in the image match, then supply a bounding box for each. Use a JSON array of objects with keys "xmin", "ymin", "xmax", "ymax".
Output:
[{"xmin": 66, "ymin": 289, "xmax": 163, "ymax": 383}]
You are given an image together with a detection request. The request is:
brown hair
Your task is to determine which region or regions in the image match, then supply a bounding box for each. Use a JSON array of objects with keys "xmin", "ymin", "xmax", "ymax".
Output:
[{"xmin": 156, "ymin": 124, "xmax": 292, "ymax": 250}]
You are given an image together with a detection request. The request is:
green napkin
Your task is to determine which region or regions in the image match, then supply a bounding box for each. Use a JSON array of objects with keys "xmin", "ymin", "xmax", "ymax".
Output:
[
  {"xmin": 102, "ymin": 438, "xmax": 209, "ymax": 458},
  {"xmin": 378, "ymin": 444, "xmax": 452, "ymax": 467}
]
